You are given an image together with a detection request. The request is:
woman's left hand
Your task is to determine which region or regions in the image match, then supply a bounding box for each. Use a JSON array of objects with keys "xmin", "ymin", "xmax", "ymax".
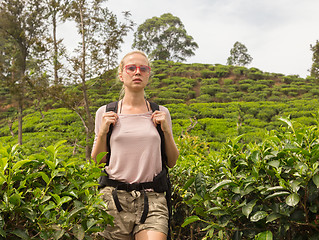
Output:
[{"xmin": 151, "ymin": 110, "xmax": 170, "ymax": 132}]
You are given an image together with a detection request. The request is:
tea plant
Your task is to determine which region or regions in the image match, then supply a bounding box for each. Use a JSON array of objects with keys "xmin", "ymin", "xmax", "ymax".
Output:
[
  {"xmin": 179, "ymin": 118, "xmax": 319, "ymax": 239},
  {"xmin": 0, "ymin": 141, "xmax": 113, "ymax": 239}
]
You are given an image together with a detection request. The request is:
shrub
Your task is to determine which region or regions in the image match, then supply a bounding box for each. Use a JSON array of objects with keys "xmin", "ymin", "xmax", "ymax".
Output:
[
  {"xmin": 200, "ymin": 85, "xmax": 221, "ymax": 96},
  {"xmin": 223, "ymin": 78, "xmax": 233, "ymax": 85},
  {"xmin": 247, "ymin": 68, "xmax": 265, "ymax": 80},
  {"xmin": 201, "ymin": 69, "xmax": 215, "ymax": 79},
  {"xmin": 180, "ymin": 118, "xmax": 319, "ymax": 239},
  {"xmin": 214, "ymin": 65, "xmax": 230, "ymax": 78},
  {"xmin": 201, "ymin": 78, "xmax": 219, "ymax": 85},
  {"xmin": 239, "ymin": 83, "xmax": 251, "ymax": 91},
  {"xmin": 0, "ymin": 142, "xmax": 113, "ymax": 239},
  {"xmin": 232, "ymin": 66, "xmax": 248, "ymax": 76},
  {"xmin": 193, "ymin": 94, "xmax": 213, "ymax": 103}
]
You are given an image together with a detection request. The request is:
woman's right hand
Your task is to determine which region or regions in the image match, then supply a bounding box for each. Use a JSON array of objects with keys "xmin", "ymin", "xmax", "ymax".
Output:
[{"xmin": 98, "ymin": 111, "xmax": 118, "ymax": 136}]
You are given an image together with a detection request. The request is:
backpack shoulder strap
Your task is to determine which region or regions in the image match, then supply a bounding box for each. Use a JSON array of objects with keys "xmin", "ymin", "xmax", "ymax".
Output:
[
  {"xmin": 149, "ymin": 101, "xmax": 159, "ymax": 112},
  {"xmin": 105, "ymin": 101, "xmax": 118, "ymax": 166},
  {"xmin": 105, "ymin": 101, "xmax": 118, "ymax": 113},
  {"xmin": 148, "ymin": 101, "xmax": 168, "ymax": 167}
]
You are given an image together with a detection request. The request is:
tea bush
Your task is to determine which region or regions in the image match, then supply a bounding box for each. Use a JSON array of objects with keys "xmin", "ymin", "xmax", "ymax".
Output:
[
  {"xmin": 0, "ymin": 141, "xmax": 113, "ymax": 239},
  {"xmin": 179, "ymin": 118, "xmax": 319, "ymax": 239}
]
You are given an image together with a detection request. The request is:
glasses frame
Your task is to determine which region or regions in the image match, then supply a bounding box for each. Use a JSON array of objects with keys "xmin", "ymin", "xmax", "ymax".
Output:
[{"xmin": 124, "ymin": 64, "xmax": 151, "ymax": 75}]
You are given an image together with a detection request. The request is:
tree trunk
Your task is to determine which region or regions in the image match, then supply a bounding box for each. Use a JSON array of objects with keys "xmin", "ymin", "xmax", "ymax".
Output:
[
  {"xmin": 79, "ymin": 4, "xmax": 94, "ymax": 161},
  {"xmin": 53, "ymin": 10, "xmax": 59, "ymax": 85}
]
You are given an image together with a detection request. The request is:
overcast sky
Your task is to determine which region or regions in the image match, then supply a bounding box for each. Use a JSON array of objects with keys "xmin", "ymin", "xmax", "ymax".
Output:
[{"xmin": 61, "ymin": 0, "xmax": 319, "ymax": 78}]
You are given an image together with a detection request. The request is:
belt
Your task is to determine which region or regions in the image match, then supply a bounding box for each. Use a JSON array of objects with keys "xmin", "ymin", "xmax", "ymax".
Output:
[
  {"xmin": 103, "ymin": 177, "xmax": 154, "ymax": 224},
  {"xmin": 112, "ymin": 186, "xmax": 149, "ymax": 223},
  {"xmin": 99, "ymin": 170, "xmax": 169, "ymax": 225}
]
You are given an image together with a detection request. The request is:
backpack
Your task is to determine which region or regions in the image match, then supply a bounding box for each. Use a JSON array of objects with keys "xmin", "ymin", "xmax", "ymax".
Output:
[{"xmin": 98, "ymin": 101, "xmax": 172, "ymax": 239}]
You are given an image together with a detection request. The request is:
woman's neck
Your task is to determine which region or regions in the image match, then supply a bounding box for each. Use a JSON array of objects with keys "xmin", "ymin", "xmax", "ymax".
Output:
[{"xmin": 120, "ymin": 94, "xmax": 149, "ymax": 114}]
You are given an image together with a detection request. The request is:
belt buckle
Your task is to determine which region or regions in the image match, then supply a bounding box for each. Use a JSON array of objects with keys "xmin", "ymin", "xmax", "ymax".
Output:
[{"xmin": 130, "ymin": 182, "xmax": 140, "ymax": 191}]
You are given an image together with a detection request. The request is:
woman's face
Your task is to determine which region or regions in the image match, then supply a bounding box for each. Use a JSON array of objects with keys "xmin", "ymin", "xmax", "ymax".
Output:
[{"xmin": 119, "ymin": 53, "xmax": 150, "ymax": 92}]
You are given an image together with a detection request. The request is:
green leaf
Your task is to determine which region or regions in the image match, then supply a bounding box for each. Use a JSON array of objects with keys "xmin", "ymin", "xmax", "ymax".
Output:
[
  {"xmin": 45, "ymin": 145, "xmax": 55, "ymax": 157},
  {"xmin": 313, "ymin": 174, "xmax": 319, "ymax": 188},
  {"xmin": 64, "ymin": 190, "xmax": 78, "ymax": 199},
  {"xmin": 183, "ymin": 176, "xmax": 195, "ymax": 190},
  {"xmin": 40, "ymin": 196, "xmax": 51, "ymax": 204},
  {"xmin": 0, "ymin": 157, "xmax": 8, "ymax": 171},
  {"xmin": 181, "ymin": 216, "xmax": 201, "ymax": 227},
  {"xmin": 265, "ymin": 186, "xmax": 285, "ymax": 192},
  {"xmin": 67, "ymin": 207, "xmax": 87, "ymax": 223},
  {"xmin": 255, "ymin": 231, "xmax": 273, "ymax": 240},
  {"xmin": 54, "ymin": 140, "xmax": 67, "ymax": 150},
  {"xmin": 53, "ymin": 229, "xmax": 65, "ymax": 240},
  {"xmin": 266, "ymin": 213, "xmax": 281, "ymax": 223},
  {"xmin": 278, "ymin": 117, "xmax": 293, "ymax": 130},
  {"xmin": 45, "ymin": 160, "xmax": 55, "ymax": 170},
  {"xmin": 286, "ymin": 193, "xmax": 300, "ymax": 206},
  {"xmin": 87, "ymin": 219, "xmax": 98, "ymax": 230},
  {"xmin": 265, "ymin": 191, "xmax": 290, "ymax": 200},
  {"xmin": 60, "ymin": 196, "xmax": 72, "ymax": 205},
  {"xmin": 268, "ymin": 160, "xmax": 280, "ymax": 168},
  {"xmin": 82, "ymin": 181, "xmax": 99, "ymax": 189},
  {"xmin": 0, "ymin": 228, "xmax": 6, "ymax": 238},
  {"xmin": 38, "ymin": 172, "xmax": 50, "ymax": 184},
  {"xmin": 96, "ymin": 152, "xmax": 107, "ymax": 164},
  {"xmin": 290, "ymin": 180, "xmax": 301, "ymax": 193},
  {"xmin": 210, "ymin": 179, "xmax": 234, "ymax": 193},
  {"xmin": 11, "ymin": 229, "xmax": 29, "ymax": 240},
  {"xmin": 12, "ymin": 160, "xmax": 32, "ymax": 172},
  {"xmin": 251, "ymin": 150, "xmax": 259, "ymax": 162},
  {"xmin": 50, "ymin": 193, "xmax": 61, "ymax": 205},
  {"xmin": 195, "ymin": 172, "xmax": 206, "ymax": 199},
  {"xmin": 0, "ymin": 172, "xmax": 7, "ymax": 185},
  {"xmin": 73, "ymin": 224, "xmax": 85, "ymax": 240},
  {"xmin": 42, "ymin": 201, "xmax": 56, "ymax": 213},
  {"xmin": 242, "ymin": 199, "xmax": 257, "ymax": 218},
  {"xmin": 9, "ymin": 193, "xmax": 21, "ymax": 206},
  {"xmin": 250, "ymin": 211, "xmax": 268, "ymax": 222}
]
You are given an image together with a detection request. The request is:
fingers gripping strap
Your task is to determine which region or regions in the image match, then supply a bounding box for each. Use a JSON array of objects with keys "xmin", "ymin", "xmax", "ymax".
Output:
[
  {"xmin": 150, "ymin": 102, "xmax": 168, "ymax": 167},
  {"xmin": 105, "ymin": 102, "xmax": 118, "ymax": 166}
]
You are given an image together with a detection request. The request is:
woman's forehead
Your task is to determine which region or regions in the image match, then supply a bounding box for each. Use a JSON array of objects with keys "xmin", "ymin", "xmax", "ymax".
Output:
[{"xmin": 124, "ymin": 53, "xmax": 149, "ymax": 65}]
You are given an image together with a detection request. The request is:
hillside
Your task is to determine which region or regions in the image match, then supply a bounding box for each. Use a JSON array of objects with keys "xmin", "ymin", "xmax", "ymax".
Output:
[{"xmin": 1, "ymin": 60, "xmax": 319, "ymax": 153}]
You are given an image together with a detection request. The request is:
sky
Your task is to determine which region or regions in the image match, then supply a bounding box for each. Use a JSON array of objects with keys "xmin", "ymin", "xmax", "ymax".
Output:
[{"xmin": 61, "ymin": 0, "xmax": 319, "ymax": 78}]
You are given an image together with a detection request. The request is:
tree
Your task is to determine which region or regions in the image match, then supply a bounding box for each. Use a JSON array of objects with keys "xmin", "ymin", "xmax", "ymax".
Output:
[
  {"xmin": 132, "ymin": 13, "xmax": 198, "ymax": 62},
  {"xmin": 60, "ymin": 0, "xmax": 133, "ymax": 160},
  {"xmin": 227, "ymin": 41, "xmax": 253, "ymax": 66},
  {"xmin": 0, "ymin": 0, "xmax": 47, "ymax": 145},
  {"xmin": 45, "ymin": 0, "xmax": 69, "ymax": 85},
  {"xmin": 310, "ymin": 40, "xmax": 319, "ymax": 79}
]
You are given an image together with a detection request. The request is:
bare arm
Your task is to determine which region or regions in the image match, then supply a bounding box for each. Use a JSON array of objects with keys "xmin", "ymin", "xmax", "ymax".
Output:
[{"xmin": 151, "ymin": 109, "xmax": 179, "ymax": 168}]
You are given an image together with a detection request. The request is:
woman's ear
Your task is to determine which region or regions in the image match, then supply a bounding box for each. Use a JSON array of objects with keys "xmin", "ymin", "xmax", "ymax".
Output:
[{"xmin": 119, "ymin": 73, "xmax": 124, "ymax": 82}]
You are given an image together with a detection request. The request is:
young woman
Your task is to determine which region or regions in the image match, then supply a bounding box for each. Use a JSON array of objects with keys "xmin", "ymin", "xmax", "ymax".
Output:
[{"xmin": 91, "ymin": 50, "xmax": 179, "ymax": 240}]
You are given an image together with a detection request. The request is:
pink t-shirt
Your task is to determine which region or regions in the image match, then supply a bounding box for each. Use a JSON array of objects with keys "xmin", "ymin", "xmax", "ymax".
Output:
[{"xmin": 92, "ymin": 104, "xmax": 173, "ymax": 184}]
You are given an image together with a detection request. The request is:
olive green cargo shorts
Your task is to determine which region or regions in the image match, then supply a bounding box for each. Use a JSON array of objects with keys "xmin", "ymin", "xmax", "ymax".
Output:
[{"xmin": 98, "ymin": 186, "xmax": 169, "ymax": 240}]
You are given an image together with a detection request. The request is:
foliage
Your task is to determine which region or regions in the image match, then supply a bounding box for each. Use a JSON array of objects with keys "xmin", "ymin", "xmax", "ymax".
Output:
[
  {"xmin": 0, "ymin": 0, "xmax": 48, "ymax": 145},
  {"xmin": 59, "ymin": 0, "xmax": 134, "ymax": 160},
  {"xmin": 132, "ymin": 13, "xmax": 198, "ymax": 61},
  {"xmin": 0, "ymin": 141, "xmax": 113, "ymax": 239},
  {"xmin": 310, "ymin": 40, "xmax": 319, "ymax": 79},
  {"xmin": 178, "ymin": 118, "xmax": 319, "ymax": 239},
  {"xmin": 227, "ymin": 41, "xmax": 253, "ymax": 67}
]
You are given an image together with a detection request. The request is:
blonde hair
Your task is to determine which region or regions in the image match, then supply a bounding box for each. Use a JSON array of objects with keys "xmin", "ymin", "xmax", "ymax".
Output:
[{"xmin": 118, "ymin": 50, "xmax": 151, "ymax": 100}]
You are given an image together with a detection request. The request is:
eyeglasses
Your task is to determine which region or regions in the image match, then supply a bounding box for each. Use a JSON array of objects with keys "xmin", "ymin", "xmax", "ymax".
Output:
[{"xmin": 124, "ymin": 64, "xmax": 151, "ymax": 75}]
